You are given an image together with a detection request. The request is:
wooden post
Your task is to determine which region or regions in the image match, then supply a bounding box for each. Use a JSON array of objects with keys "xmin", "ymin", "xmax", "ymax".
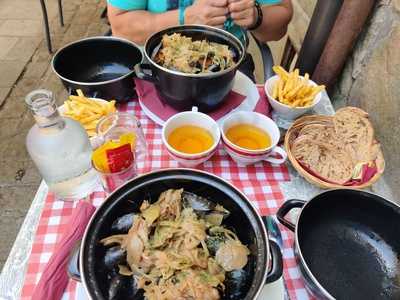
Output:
[{"xmin": 312, "ymin": 0, "xmax": 377, "ymax": 89}]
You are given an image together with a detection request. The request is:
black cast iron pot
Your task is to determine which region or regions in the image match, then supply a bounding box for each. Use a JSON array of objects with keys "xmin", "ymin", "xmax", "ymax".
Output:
[
  {"xmin": 138, "ymin": 25, "xmax": 245, "ymax": 112},
  {"xmin": 71, "ymin": 169, "xmax": 282, "ymax": 300},
  {"xmin": 277, "ymin": 189, "xmax": 400, "ymax": 300},
  {"xmin": 52, "ymin": 36, "xmax": 143, "ymax": 102}
]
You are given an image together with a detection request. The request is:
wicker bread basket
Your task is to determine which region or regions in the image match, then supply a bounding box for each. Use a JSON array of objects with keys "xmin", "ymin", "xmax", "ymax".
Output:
[{"xmin": 284, "ymin": 115, "xmax": 385, "ymax": 189}]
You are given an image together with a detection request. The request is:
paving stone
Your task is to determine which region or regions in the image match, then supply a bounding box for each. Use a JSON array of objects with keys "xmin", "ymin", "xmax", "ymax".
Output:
[
  {"xmin": 17, "ymin": 110, "xmax": 35, "ymax": 132},
  {"xmin": 2, "ymin": 37, "xmax": 41, "ymax": 62},
  {"xmin": 0, "ymin": 96, "xmax": 27, "ymax": 119},
  {"xmin": 0, "ymin": 0, "xmax": 58, "ymax": 20},
  {"xmin": 0, "ymin": 117, "xmax": 21, "ymax": 140},
  {"xmin": 0, "ymin": 0, "xmax": 108, "ymax": 269},
  {"xmin": 22, "ymin": 62, "xmax": 49, "ymax": 80},
  {"xmin": 0, "ymin": 87, "xmax": 11, "ymax": 107},
  {"xmin": 73, "ymin": 4, "xmax": 98, "ymax": 25},
  {"xmin": 0, "ymin": 213, "xmax": 27, "ymax": 270},
  {"xmin": 0, "ymin": 185, "xmax": 38, "ymax": 215},
  {"xmin": 0, "ymin": 60, "xmax": 26, "ymax": 88},
  {"xmin": 0, "ymin": 37, "xmax": 18, "ymax": 59},
  {"xmin": 0, "ymin": 130, "xmax": 30, "ymax": 160},
  {"xmin": 0, "ymin": 185, "xmax": 38, "ymax": 269},
  {"xmin": 0, "ymin": 160, "xmax": 41, "ymax": 186},
  {"xmin": 17, "ymin": 77, "xmax": 41, "ymax": 96},
  {"xmin": 0, "ymin": 20, "xmax": 43, "ymax": 37},
  {"xmin": 8, "ymin": 77, "xmax": 40, "ymax": 98},
  {"xmin": 39, "ymin": 72, "xmax": 65, "ymax": 96}
]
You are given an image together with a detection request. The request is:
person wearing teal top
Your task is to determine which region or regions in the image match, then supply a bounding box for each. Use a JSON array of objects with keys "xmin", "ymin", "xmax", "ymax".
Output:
[{"xmin": 107, "ymin": 0, "xmax": 292, "ymax": 81}]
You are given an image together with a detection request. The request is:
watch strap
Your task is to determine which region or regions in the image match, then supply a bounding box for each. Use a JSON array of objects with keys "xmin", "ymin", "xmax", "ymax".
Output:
[{"xmin": 247, "ymin": 2, "xmax": 263, "ymax": 31}]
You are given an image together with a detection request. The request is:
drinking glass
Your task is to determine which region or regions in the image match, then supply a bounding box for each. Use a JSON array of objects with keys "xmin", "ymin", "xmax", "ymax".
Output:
[{"xmin": 94, "ymin": 112, "xmax": 147, "ymax": 193}]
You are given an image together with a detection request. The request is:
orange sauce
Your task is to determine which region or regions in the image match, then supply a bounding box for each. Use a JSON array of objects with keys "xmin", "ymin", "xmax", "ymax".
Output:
[
  {"xmin": 168, "ymin": 125, "xmax": 214, "ymax": 154},
  {"xmin": 226, "ymin": 124, "xmax": 271, "ymax": 150}
]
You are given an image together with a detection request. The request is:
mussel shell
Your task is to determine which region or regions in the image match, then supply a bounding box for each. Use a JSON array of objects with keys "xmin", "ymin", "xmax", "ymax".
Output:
[
  {"xmin": 224, "ymin": 269, "xmax": 248, "ymax": 299},
  {"xmin": 108, "ymin": 274, "xmax": 141, "ymax": 300},
  {"xmin": 104, "ymin": 246, "xmax": 126, "ymax": 270},
  {"xmin": 208, "ymin": 64, "xmax": 221, "ymax": 72},
  {"xmin": 206, "ymin": 233, "xmax": 226, "ymax": 255},
  {"xmin": 182, "ymin": 191, "xmax": 216, "ymax": 212},
  {"xmin": 111, "ymin": 213, "xmax": 136, "ymax": 233}
]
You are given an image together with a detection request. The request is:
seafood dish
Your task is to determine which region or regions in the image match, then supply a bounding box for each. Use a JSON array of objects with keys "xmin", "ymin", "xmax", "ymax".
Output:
[
  {"xmin": 153, "ymin": 33, "xmax": 235, "ymax": 74},
  {"xmin": 100, "ymin": 189, "xmax": 250, "ymax": 300}
]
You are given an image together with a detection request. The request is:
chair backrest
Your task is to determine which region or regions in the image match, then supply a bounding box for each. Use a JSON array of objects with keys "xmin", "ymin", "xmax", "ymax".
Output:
[{"xmin": 281, "ymin": 0, "xmax": 343, "ymax": 76}]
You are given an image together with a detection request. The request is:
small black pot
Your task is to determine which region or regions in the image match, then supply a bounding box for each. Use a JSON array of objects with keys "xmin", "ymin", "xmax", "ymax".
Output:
[
  {"xmin": 71, "ymin": 169, "xmax": 282, "ymax": 300},
  {"xmin": 52, "ymin": 36, "xmax": 143, "ymax": 102},
  {"xmin": 138, "ymin": 25, "xmax": 245, "ymax": 112},
  {"xmin": 277, "ymin": 189, "xmax": 400, "ymax": 300}
]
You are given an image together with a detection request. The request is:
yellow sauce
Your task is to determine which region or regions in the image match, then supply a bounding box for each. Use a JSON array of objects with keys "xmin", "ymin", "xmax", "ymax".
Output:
[
  {"xmin": 168, "ymin": 125, "xmax": 214, "ymax": 154},
  {"xmin": 226, "ymin": 124, "xmax": 272, "ymax": 150}
]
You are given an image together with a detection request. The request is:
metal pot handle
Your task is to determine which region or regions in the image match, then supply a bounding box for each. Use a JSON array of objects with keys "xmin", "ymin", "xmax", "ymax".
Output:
[
  {"xmin": 265, "ymin": 240, "xmax": 283, "ymax": 284},
  {"xmin": 134, "ymin": 63, "xmax": 157, "ymax": 83},
  {"xmin": 67, "ymin": 240, "xmax": 82, "ymax": 282},
  {"xmin": 276, "ymin": 199, "xmax": 306, "ymax": 232}
]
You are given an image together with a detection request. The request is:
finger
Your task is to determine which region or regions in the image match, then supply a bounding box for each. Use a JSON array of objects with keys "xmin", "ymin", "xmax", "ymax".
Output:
[
  {"xmin": 230, "ymin": 9, "xmax": 252, "ymax": 20},
  {"xmin": 206, "ymin": 6, "xmax": 229, "ymax": 17},
  {"xmin": 209, "ymin": 0, "xmax": 228, "ymax": 7},
  {"xmin": 208, "ymin": 15, "xmax": 227, "ymax": 26},
  {"xmin": 229, "ymin": 0, "xmax": 253, "ymax": 12},
  {"xmin": 231, "ymin": 18, "xmax": 253, "ymax": 27}
]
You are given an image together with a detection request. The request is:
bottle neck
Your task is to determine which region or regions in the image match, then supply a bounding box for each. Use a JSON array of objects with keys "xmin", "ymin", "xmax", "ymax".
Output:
[{"xmin": 25, "ymin": 90, "xmax": 65, "ymax": 129}]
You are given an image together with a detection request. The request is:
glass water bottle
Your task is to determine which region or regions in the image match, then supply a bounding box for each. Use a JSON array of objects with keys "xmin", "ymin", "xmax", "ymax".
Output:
[{"xmin": 25, "ymin": 89, "xmax": 98, "ymax": 200}]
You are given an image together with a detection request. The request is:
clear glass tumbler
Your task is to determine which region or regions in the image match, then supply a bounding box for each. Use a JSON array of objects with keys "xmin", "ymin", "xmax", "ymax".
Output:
[{"xmin": 94, "ymin": 112, "xmax": 147, "ymax": 193}]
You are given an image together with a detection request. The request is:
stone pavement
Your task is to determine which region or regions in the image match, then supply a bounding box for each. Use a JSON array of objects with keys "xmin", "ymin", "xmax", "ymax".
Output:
[{"xmin": 0, "ymin": 0, "xmax": 109, "ymax": 270}]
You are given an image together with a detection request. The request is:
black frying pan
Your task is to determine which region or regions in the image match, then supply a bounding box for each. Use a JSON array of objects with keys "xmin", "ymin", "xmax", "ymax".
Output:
[
  {"xmin": 71, "ymin": 169, "xmax": 283, "ymax": 300},
  {"xmin": 52, "ymin": 36, "xmax": 143, "ymax": 102},
  {"xmin": 277, "ymin": 189, "xmax": 400, "ymax": 300}
]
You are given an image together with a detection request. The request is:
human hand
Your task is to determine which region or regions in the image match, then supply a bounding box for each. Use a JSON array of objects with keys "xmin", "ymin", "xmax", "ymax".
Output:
[
  {"xmin": 185, "ymin": 0, "xmax": 229, "ymax": 27},
  {"xmin": 228, "ymin": 0, "xmax": 257, "ymax": 28}
]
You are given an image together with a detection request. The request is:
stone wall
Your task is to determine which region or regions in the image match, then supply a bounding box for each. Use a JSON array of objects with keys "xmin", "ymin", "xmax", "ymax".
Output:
[
  {"xmin": 269, "ymin": 0, "xmax": 399, "ymax": 199},
  {"xmin": 332, "ymin": 0, "xmax": 400, "ymax": 198}
]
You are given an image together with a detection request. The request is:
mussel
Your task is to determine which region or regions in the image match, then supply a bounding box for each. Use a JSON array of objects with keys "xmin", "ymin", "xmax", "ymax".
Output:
[
  {"xmin": 224, "ymin": 269, "xmax": 248, "ymax": 299},
  {"xmin": 111, "ymin": 213, "xmax": 137, "ymax": 233},
  {"xmin": 206, "ymin": 231, "xmax": 226, "ymax": 255},
  {"xmin": 182, "ymin": 191, "xmax": 216, "ymax": 212},
  {"xmin": 207, "ymin": 64, "xmax": 221, "ymax": 72},
  {"xmin": 183, "ymin": 192, "xmax": 230, "ymax": 227},
  {"xmin": 108, "ymin": 273, "xmax": 140, "ymax": 300},
  {"xmin": 104, "ymin": 246, "xmax": 127, "ymax": 270}
]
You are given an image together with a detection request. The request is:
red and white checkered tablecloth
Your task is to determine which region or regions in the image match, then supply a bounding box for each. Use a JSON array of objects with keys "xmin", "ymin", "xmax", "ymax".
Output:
[{"xmin": 20, "ymin": 100, "xmax": 312, "ymax": 300}]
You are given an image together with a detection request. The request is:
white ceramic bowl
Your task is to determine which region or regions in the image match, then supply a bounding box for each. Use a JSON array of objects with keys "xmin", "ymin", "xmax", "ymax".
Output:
[
  {"xmin": 265, "ymin": 75, "xmax": 322, "ymax": 120},
  {"xmin": 221, "ymin": 111, "xmax": 287, "ymax": 166},
  {"xmin": 162, "ymin": 107, "xmax": 221, "ymax": 167}
]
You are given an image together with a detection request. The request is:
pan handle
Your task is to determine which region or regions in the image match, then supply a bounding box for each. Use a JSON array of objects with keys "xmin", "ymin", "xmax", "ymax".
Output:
[
  {"xmin": 265, "ymin": 240, "xmax": 283, "ymax": 283},
  {"xmin": 276, "ymin": 199, "xmax": 306, "ymax": 232},
  {"xmin": 67, "ymin": 240, "xmax": 82, "ymax": 282},
  {"xmin": 135, "ymin": 63, "xmax": 157, "ymax": 83}
]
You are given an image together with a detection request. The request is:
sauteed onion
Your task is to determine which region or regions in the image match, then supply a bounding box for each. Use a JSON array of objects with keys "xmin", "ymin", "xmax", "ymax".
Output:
[{"xmin": 100, "ymin": 189, "xmax": 250, "ymax": 300}]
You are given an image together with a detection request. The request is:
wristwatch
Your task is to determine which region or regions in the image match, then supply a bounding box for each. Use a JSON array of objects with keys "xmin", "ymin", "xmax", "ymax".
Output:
[{"xmin": 247, "ymin": 2, "xmax": 263, "ymax": 31}]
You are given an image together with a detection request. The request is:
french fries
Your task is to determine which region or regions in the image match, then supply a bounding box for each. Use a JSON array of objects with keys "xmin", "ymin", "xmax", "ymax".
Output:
[
  {"xmin": 62, "ymin": 90, "xmax": 116, "ymax": 137},
  {"xmin": 272, "ymin": 66, "xmax": 325, "ymax": 108}
]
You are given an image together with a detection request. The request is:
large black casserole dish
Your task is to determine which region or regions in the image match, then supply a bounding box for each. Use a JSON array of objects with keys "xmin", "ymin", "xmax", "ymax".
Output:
[
  {"xmin": 277, "ymin": 189, "xmax": 400, "ymax": 300},
  {"xmin": 52, "ymin": 36, "xmax": 143, "ymax": 102},
  {"xmin": 74, "ymin": 169, "xmax": 282, "ymax": 300},
  {"xmin": 138, "ymin": 25, "xmax": 246, "ymax": 112}
]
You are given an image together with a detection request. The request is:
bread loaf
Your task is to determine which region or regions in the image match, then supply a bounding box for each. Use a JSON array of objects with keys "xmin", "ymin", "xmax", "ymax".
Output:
[{"xmin": 292, "ymin": 136, "xmax": 354, "ymax": 184}]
